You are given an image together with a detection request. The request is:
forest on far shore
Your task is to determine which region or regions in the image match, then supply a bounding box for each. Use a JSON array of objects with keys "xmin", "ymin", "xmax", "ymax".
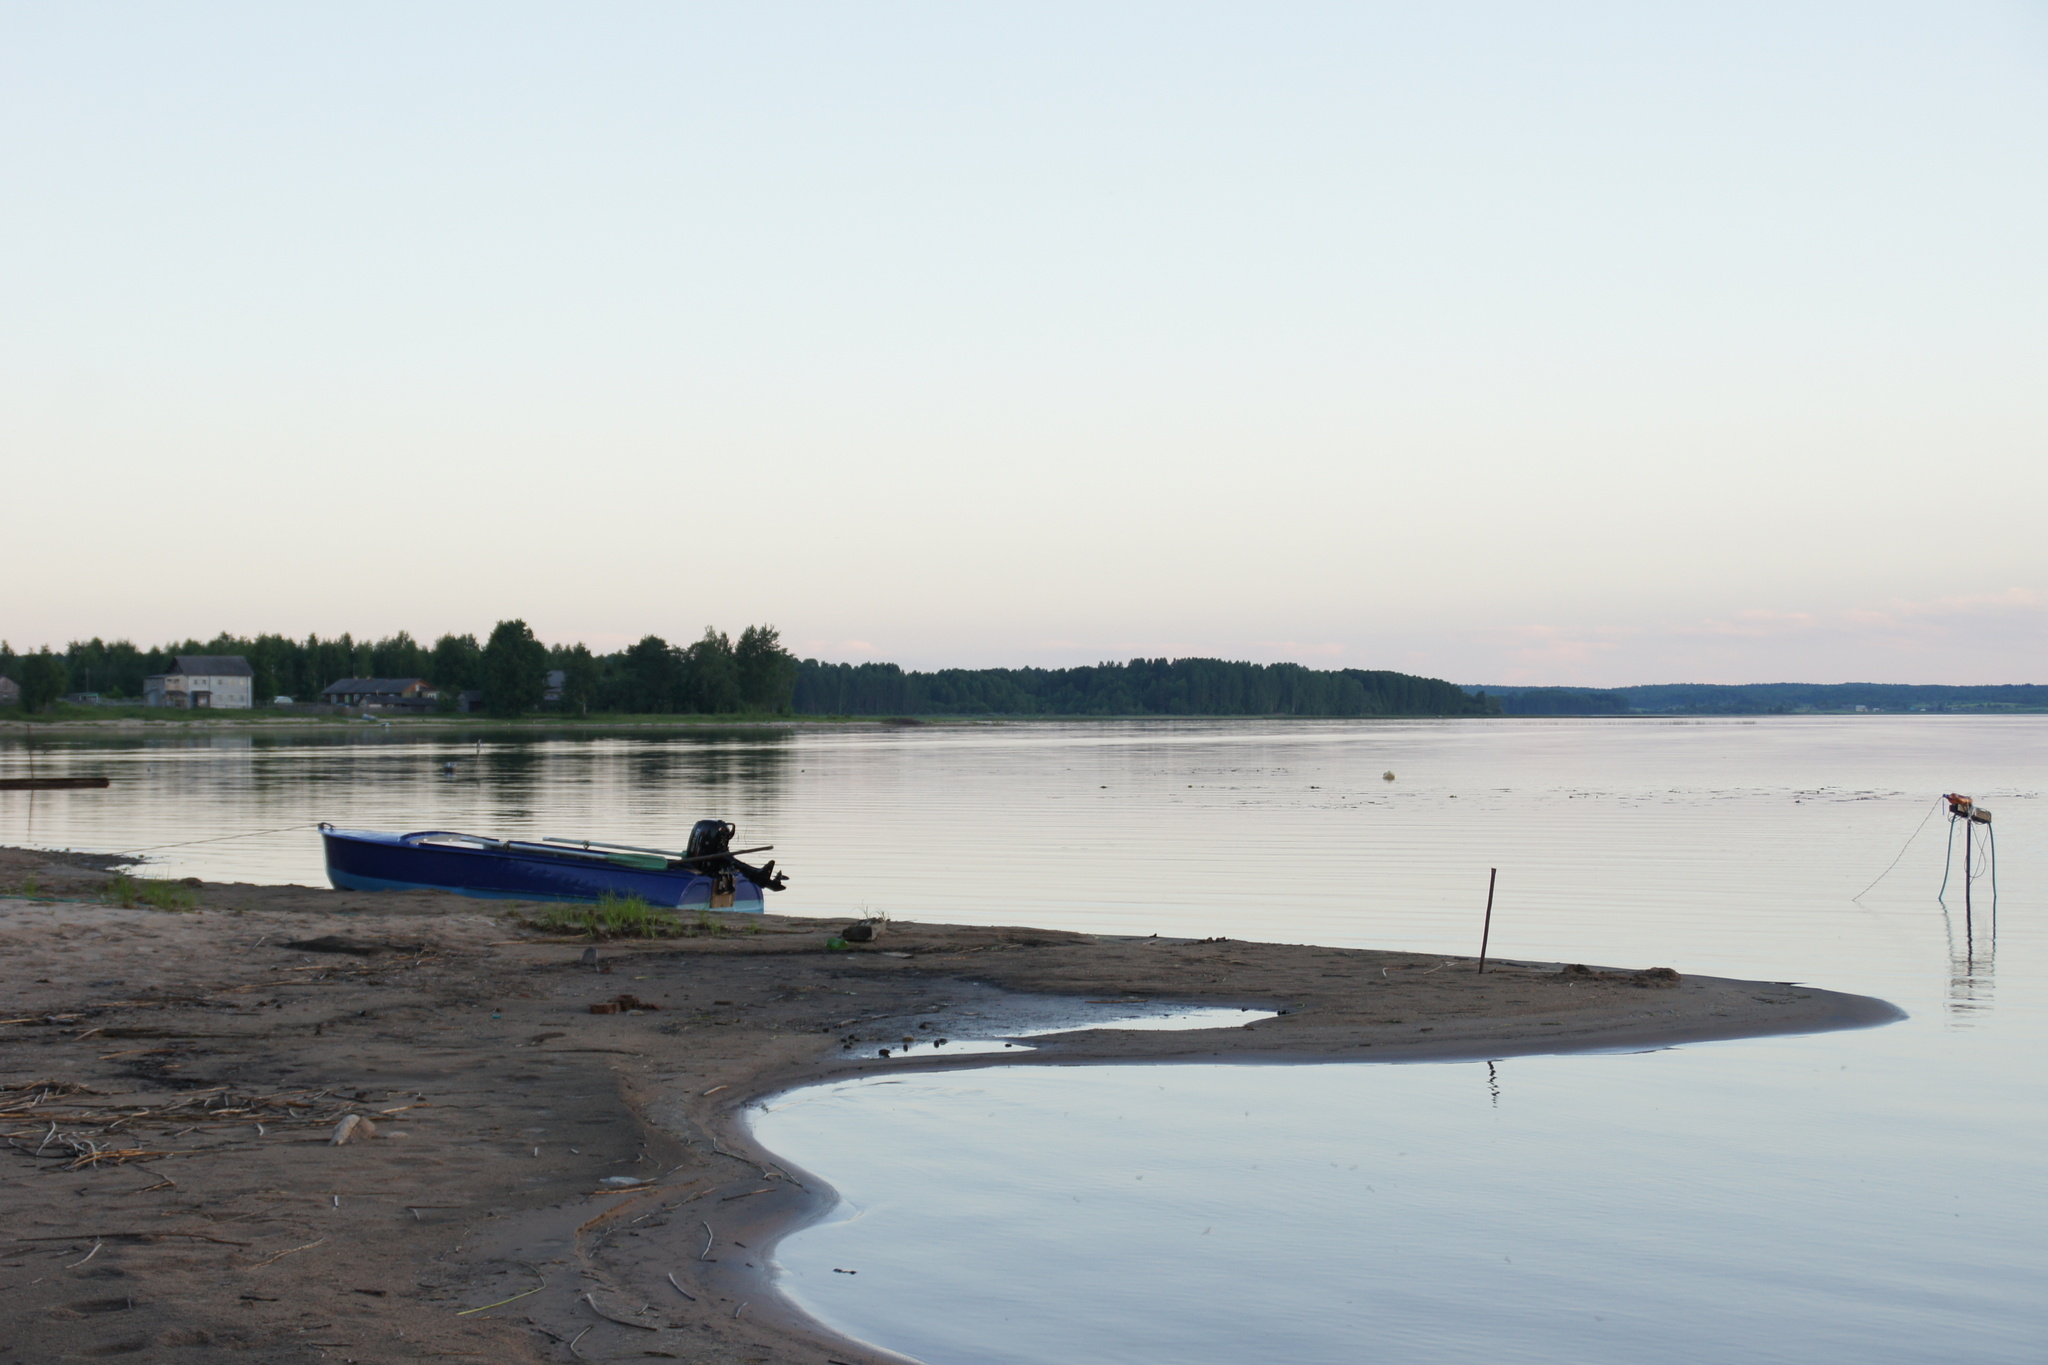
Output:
[
  {"xmin": 1, "ymin": 629, "xmax": 1495, "ymax": 719},
  {"xmin": 10, "ymin": 631, "xmax": 2032, "ymax": 719},
  {"xmin": 1476, "ymin": 682, "xmax": 2048, "ymax": 714}
]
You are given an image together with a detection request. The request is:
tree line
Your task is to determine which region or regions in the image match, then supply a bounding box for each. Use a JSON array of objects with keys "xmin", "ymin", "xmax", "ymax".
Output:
[
  {"xmin": 791, "ymin": 657, "xmax": 1498, "ymax": 716},
  {"xmin": 0, "ymin": 623, "xmax": 800, "ymax": 718},
  {"xmin": 2, "ymin": 630, "xmax": 1494, "ymax": 718},
  {"xmin": 1478, "ymin": 682, "xmax": 2048, "ymax": 715}
]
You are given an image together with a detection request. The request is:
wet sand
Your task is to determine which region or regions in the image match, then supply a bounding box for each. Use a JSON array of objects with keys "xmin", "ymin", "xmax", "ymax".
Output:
[{"xmin": 0, "ymin": 846, "xmax": 1901, "ymax": 1364}]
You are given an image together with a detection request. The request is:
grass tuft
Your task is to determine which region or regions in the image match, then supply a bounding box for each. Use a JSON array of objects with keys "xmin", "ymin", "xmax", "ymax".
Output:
[
  {"xmin": 523, "ymin": 892, "xmax": 684, "ymax": 939},
  {"xmin": 516, "ymin": 895, "xmax": 763, "ymax": 939},
  {"xmin": 106, "ymin": 874, "xmax": 198, "ymax": 912}
]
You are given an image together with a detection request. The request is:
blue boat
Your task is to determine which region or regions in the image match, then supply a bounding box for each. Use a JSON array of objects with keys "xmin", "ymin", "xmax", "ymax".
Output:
[{"xmin": 319, "ymin": 819, "xmax": 785, "ymax": 911}]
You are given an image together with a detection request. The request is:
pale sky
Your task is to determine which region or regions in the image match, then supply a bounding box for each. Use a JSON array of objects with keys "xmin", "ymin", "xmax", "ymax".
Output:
[{"xmin": 5, "ymin": 2, "xmax": 2045, "ymax": 685}]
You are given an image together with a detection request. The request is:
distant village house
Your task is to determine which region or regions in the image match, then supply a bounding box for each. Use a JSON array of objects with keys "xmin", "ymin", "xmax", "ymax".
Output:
[
  {"xmin": 143, "ymin": 656, "xmax": 254, "ymax": 709},
  {"xmin": 320, "ymin": 678, "xmax": 437, "ymax": 709},
  {"xmin": 0, "ymin": 676, "xmax": 18, "ymax": 707}
]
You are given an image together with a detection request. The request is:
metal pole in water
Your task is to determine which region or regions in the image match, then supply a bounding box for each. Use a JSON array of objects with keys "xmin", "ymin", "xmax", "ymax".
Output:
[
  {"xmin": 1964, "ymin": 816, "xmax": 1974, "ymax": 940},
  {"xmin": 1477, "ymin": 867, "xmax": 1497, "ymax": 973}
]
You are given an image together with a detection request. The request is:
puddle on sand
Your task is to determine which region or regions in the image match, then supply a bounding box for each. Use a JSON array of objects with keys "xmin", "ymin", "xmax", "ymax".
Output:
[
  {"xmin": 851, "ymin": 1002, "xmax": 1280, "ymax": 1060},
  {"xmin": 1015, "ymin": 1005, "xmax": 1279, "ymax": 1035},
  {"xmin": 874, "ymin": 1037, "xmax": 1031, "ymax": 1058}
]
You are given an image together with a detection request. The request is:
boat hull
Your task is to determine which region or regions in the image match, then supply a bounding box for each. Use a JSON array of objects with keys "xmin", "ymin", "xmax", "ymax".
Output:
[{"xmin": 320, "ymin": 827, "xmax": 765, "ymax": 911}]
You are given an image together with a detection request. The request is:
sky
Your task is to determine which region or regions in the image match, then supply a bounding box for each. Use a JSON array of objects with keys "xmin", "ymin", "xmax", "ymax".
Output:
[{"xmin": 4, "ymin": 2, "xmax": 2045, "ymax": 686}]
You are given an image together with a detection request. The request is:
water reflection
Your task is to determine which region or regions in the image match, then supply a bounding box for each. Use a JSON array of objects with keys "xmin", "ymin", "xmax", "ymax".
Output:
[
  {"xmin": 758, "ymin": 1037, "xmax": 2048, "ymax": 1365},
  {"xmin": 0, "ymin": 727, "xmax": 798, "ymax": 877},
  {"xmin": 1942, "ymin": 901, "xmax": 1997, "ymax": 1020},
  {"xmin": 482, "ymin": 742, "xmax": 544, "ymax": 820}
]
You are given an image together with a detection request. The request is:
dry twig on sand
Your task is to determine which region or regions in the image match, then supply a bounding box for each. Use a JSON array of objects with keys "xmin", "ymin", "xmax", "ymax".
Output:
[
  {"xmin": 453, "ymin": 1266, "xmax": 547, "ymax": 1317},
  {"xmin": 244, "ymin": 1237, "xmax": 327, "ymax": 1268}
]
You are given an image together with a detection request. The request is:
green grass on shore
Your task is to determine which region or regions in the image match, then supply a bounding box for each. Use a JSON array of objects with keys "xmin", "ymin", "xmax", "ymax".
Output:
[
  {"xmin": 105, "ymin": 873, "xmax": 199, "ymax": 912},
  {"xmin": 518, "ymin": 895, "xmax": 759, "ymax": 939}
]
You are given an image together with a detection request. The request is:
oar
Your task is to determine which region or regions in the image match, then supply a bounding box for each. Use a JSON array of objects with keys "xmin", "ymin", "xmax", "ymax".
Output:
[{"xmin": 540, "ymin": 836, "xmax": 772, "ymax": 866}]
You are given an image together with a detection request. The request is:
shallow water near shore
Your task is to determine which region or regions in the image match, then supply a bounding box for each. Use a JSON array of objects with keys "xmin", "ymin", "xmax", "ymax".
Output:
[{"xmin": 3, "ymin": 716, "xmax": 2043, "ymax": 1361}]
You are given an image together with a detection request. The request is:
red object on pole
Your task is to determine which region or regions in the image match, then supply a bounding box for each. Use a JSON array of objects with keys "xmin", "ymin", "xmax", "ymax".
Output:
[{"xmin": 1477, "ymin": 867, "xmax": 1497, "ymax": 973}]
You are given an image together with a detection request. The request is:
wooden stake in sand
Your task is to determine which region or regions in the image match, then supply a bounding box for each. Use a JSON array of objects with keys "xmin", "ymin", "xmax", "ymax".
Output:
[{"xmin": 1477, "ymin": 868, "xmax": 1498, "ymax": 974}]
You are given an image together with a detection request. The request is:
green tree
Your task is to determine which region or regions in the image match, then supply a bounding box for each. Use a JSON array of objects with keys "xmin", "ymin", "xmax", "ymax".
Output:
[
  {"xmin": 734, "ymin": 625, "xmax": 798, "ymax": 713},
  {"xmin": 556, "ymin": 643, "xmax": 600, "ymax": 714},
  {"xmin": 481, "ymin": 620, "xmax": 547, "ymax": 717},
  {"xmin": 19, "ymin": 648, "xmax": 69, "ymax": 712},
  {"xmin": 245, "ymin": 634, "xmax": 300, "ymax": 702},
  {"xmin": 682, "ymin": 628, "xmax": 741, "ymax": 713},
  {"xmin": 307, "ymin": 634, "xmax": 356, "ymax": 696},
  {"xmin": 371, "ymin": 631, "xmax": 431, "ymax": 679},
  {"xmin": 429, "ymin": 634, "xmax": 483, "ymax": 692},
  {"xmin": 613, "ymin": 636, "xmax": 680, "ymax": 712}
]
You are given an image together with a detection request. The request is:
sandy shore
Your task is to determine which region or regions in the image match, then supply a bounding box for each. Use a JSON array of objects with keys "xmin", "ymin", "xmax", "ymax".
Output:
[{"xmin": 0, "ymin": 846, "xmax": 1901, "ymax": 1364}]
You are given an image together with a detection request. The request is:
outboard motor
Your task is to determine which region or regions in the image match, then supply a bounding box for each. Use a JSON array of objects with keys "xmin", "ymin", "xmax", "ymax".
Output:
[
  {"xmin": 686, "ymin": 819, "xmax": 736, "ymax": 861},
  {"xmin": 684, "ymin": 819, "xmax": 787, "ymax": 893}
]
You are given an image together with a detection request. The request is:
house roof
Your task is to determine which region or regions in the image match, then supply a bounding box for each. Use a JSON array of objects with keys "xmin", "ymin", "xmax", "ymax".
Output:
[
  {"xmin": 166, "ymin": 655, "xmax": 253, "ymax": 677},
  {"xmin": 320, "ymin": 677, "xmax": 429, "ymax": 696}
]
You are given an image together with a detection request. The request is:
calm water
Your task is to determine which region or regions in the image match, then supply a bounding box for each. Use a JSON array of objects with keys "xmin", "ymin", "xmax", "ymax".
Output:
[{"xmin": 3, "ymin": 718, "xmax": 2041, "ymax": 1362}]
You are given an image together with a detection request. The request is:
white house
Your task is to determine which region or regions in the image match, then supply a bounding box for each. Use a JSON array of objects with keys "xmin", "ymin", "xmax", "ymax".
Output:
[{"xmin": 143, "ymin": 656, "xmax": 254, "ymax": 709}]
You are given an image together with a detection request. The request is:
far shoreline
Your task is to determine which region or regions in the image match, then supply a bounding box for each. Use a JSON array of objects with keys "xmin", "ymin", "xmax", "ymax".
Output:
[{"xmin": 5, "ymin": 709, "xmax": 2027, "ymax": 739}]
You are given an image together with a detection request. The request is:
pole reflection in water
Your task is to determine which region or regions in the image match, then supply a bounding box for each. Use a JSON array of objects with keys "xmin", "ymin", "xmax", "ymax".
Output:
[
  {"xmin": 1935, "ymin": 799, "xmax": 2000, "ymax": 1023},
  {"xmin": 1942, "ymin": 900, "xmax": 1997, "ymax": 1021}
]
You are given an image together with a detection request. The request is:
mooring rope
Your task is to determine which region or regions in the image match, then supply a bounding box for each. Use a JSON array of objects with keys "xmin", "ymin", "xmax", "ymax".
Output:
[
  {"xmin": 108, "ymin": 821, "xmax": 326, "ymax": 856},
  {"xmin": 1938, "ymin": 813, "xmax": 1958, "ymax": 904},
  {"xmin": 1853, "ymin": 798, "xmax": 1942, "ymax": 902}
]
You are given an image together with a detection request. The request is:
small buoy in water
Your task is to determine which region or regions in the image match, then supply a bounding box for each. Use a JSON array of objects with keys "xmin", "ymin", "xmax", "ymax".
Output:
[
  {"xmin": 442, "ymin": 761, "xmax": 456, "ymax": 774},
  {"xmin": 1383, "ymin": 771, "xmax": 1396, "ymax": 782}
]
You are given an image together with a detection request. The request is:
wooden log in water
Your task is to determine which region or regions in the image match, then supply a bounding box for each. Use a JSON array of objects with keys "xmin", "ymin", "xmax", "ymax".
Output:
[{"xmin": 0, "ymin": 777, "xmax": 111, "ymax": 791}]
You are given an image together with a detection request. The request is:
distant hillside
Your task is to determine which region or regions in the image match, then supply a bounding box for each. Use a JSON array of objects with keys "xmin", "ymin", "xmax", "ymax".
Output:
[{"xmin": 1471, "ymin": 683, "xmax": 2048, "ymax": 715}]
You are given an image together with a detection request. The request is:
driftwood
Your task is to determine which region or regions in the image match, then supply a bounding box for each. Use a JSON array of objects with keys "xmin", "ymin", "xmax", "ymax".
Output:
[
  {"xmin": 244, "ymin": 1237, "xmax": 327, "ymax": 1268},
  {"xmin": 12, "ymin": 1230, "xmax": 251, "ymax": 1246},
  {"xmin": 582, "ymin": 1291, "xmax": 661, "ymax": 1330},
  {"xmin": 455, "ymin": 1266, "xmax": 548, "ymax": 1317}
]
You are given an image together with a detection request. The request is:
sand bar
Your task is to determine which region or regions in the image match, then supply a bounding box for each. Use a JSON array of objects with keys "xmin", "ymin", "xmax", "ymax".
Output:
[{"xmin": 0, "ymin": 846, "xmax": 1900, "ymax": 1363}]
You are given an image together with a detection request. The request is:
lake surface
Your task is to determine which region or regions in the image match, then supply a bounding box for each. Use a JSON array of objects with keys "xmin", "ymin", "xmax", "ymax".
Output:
[{"xmin": 3, "ymin": 717, "xmax": 2041, "ymax": 1362}]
